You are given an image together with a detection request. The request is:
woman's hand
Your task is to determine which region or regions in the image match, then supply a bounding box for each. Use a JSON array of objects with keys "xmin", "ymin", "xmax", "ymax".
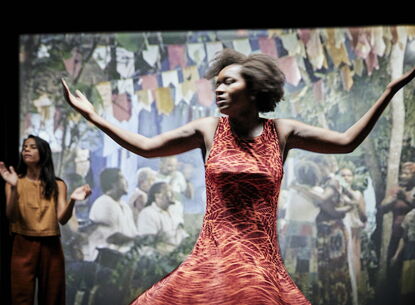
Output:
[
  {"xmin": 0, "ymin": 162, "xmax": 18, "ymax": 186},
  {"xmin": 70, "ymin": 184, "xmax": 92, "ymax": 201},
  {"xmin": 387, "ymin": 67, "xmax": 415, "ymax": 92},
  {"xmin": 61, "ymin": 78, "xmax": 96, "ymax": 118}
]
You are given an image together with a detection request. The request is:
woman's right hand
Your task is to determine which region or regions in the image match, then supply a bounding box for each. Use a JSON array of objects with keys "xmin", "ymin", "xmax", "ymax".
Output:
[
  {"xmin": 0, "ymin": 162, "xmax": 18, "ymax": 186},
  {"xmin": 61, "ymin": 78, "xmax": 96, "ymax": 118}
]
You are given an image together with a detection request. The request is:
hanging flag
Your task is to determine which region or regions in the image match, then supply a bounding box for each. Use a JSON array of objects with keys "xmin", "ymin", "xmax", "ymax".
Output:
[
  {"xmin": 183, "ymin": 65, "xmax": 200, "ymax": 82},
  {"xmin": 154, "ymin": 87, "xmax": 174, "ymax": 115},
  {"xmin": 63, "ymin": 49, "xmax": 82, "ymax": 78},
  {"xmin": 371, "ymin": 27, "xmax": 386, "ymax": 56},
  {"xmin": 280, "ymin": 32, "xmax": 306, "ymax": 57},
  {"xmin": 116, "ymin": 47, "xmax": 135, "ymax": 78},
  {"xmin": 181, "ymin": 81, "xmax": 196, "ymax": 105},
  {"xmin": 353, "ymin": 58, "xmax": 364, "ymax": 76},
  {"xmin": 181, "ymin": 66, "xmax": 199, "ymax": 104},
  {"xmin": 136, "ymin": 89, "xmax": 153, "ymax": 112},
  {"xmin": 95, "ymin": 81, "xmax": 113, "ymax": 116},
  {"xmin": 140, "ymin": 74, "xmax": 159, "ymax": 90},
  {"xmin": 206, "ymin": 41, "xmax": 224, "ymax": 63},
  {"xmin": 112, "ymin": 91, "xmax": 132, "ymax": 122},
  {"xmin": 297, "ymin": 29, "xmax": 312, "ymax": 45},
  {"xmin": 196, "ymin": 78, "xmax": 214, "ymax": 107},
  {"xmin": 354, "ymin": 29, "xmax": 371, "ymax": 59},
  {"xmin": 258, "ymin": 37, "xmax": 279, "ymax": 58},
  {"xmin": 277, "ymin": 56, "xmax": 302, "ymax": 86},
  {"xmin": 267, "ymin": 29, "xmax": 284, "ymax": 38},
  {"xmin": 168, "ymin": 44, "xmax": 187, "ymax": 69},
  {"xmin": 142, "ymin": 44, "xmax": 160, "ymax": 67},
  {"xmin": 93, "ymin": 46, "xmax": 111, "ymax": 70},
  {"xmin": 305, "ymin": 30, "xmax": 327, "ymax": 70},
  {"xmin": 232, "ymin": 38, "xmax": 252, "ymax": 56},
  {"xmin": 117, "ymin": 79, "xmax": 134, "ymax": 96},
  {"xmin": 325, "ymin": 28, "xmax": 351, "ymax": 67},
  {"xmin": 364, "ymin": 50, "xmax": 379, "ymax": 76},
  {"xmin": 340, "ymin": 65, "xmax": 354, "ymax": 91},
  {"xmin": 187, "ymin": 43, "xmax": 206, "ymax": 65},
  {"xmin": 162, "ymin": 70, "xmax": 183, "ymax": 104}
]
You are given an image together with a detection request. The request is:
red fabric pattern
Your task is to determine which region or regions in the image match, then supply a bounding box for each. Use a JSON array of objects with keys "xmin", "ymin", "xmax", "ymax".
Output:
[{"xmin": 130, "ymin": 117, "xmax": 311, "ymax": 304}]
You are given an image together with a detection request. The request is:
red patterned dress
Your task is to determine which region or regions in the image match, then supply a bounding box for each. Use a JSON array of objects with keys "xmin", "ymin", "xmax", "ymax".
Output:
[{"xmin": 130, "ymin": 117, "xmax": 311, "ymax": 304}]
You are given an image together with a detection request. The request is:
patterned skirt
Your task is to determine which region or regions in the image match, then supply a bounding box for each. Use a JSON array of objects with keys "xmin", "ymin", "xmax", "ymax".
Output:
[{"xmin": 316, "ymin": 219, "xmax": 353, "ymax": 305}]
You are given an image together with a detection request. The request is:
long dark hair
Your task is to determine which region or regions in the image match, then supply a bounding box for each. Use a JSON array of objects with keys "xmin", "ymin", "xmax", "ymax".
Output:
[
  {"xmin": 17, "ymin": 135, "xmax": 59, "ymax": 201},
  {"xmin": 146, "ymin": 182, "xmax": 167, "ymax": 206}
]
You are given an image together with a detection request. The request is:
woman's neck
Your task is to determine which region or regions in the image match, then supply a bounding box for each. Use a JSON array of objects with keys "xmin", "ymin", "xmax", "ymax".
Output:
[
  {"xmin": 228, "ymin": 111, "xmax": 262, "ymax": 138},
  {"xmin": 25, "ymin": 166, "xmax": 41, "ymax": 181}
]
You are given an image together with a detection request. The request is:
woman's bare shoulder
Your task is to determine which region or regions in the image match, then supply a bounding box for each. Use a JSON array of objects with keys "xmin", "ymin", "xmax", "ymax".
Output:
[
  {"xmin": 194, "ymin": 115, "xmax": 220, "ymax": 125},
  {"xmin": 271, "ymin": 118, "xmax": 297, "ymax": 139},
  {"xmin": 192, "ymin": 116, "xmax": 221, "ymax": 149},
  {"xmin": 56, "ymin": 179, "xmax": 67, "ymax": 189},
  {"xmin": 192, "ymin": 116, "xmax": 220, "ymax": 132}
]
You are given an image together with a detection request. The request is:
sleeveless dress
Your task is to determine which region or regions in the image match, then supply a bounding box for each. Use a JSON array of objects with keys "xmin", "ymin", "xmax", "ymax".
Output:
[{"xmin": 130, "ymin": 117, "xmax": 311, "ymax": 305}]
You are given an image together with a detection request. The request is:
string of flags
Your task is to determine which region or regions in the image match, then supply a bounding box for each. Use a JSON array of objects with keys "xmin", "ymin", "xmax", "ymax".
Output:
[{"xmin": 34, "ymin": 26, "xmax": 415, "ymax": 123}]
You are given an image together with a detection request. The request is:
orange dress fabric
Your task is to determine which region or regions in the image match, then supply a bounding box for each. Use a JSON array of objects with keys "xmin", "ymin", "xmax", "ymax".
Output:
[{"xmin": 130, "ymin": 117, "xmax": 311, "ymax": 305}]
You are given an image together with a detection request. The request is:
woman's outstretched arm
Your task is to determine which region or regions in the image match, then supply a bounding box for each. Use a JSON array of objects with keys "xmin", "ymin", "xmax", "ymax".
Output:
[
  {"xmin": 61, "ymin": 79, "xmax": 205, "ymax": 158},
  {"xmin": 280, "ymin": 67, "xmax": 415, "ymax": 154}
]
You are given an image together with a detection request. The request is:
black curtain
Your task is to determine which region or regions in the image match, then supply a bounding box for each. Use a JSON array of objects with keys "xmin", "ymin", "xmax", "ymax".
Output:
[{"xmin": 0, "ymin": 32, "xmax": 19, "ymax": 305}]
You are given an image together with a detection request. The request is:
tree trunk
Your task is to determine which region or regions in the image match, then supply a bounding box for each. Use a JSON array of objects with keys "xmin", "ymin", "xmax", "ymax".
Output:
[{"xmin": 376, "ymin": 29, "xmax": 407, "ymax": 302}]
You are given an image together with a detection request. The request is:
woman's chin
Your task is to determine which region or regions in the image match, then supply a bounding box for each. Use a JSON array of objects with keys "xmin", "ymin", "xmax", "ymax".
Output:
[{"xmin": 217, "ymin": 106, "xmax": 231, "ymax": 115}]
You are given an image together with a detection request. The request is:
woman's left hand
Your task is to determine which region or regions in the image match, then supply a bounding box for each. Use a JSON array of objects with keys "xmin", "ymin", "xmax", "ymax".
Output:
[
  {"xmin": 70, "ymin": 184, "xmax": 92, "ymax": 201},
  {"xmin": 387, "ymin": 67, "xmax": 415, "ymax": 92}
]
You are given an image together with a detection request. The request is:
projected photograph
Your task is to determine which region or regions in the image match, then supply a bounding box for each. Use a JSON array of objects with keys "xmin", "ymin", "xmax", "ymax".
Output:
[{"xmin": 18, "ymin": 26, "xmax": 415, "ymax": 305}]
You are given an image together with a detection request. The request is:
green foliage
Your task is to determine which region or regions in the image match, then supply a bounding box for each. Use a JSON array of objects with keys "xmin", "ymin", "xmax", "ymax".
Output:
[
  {"xmin": 105, "ymin": 231, "xmax": 199, "ymax": 302},
  {"xmin": 115, "ymin": 33, "xmax": 146, "ymax": 52},
  {"xmin": 160, "ymin": 31, "xmax": 188, "ymax": 44}
]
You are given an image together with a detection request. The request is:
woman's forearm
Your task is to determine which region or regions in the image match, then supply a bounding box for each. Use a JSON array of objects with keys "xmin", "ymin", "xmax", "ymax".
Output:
[
  {"xmin": 88, "ymin": 112, "xmax": 152, "ymax": 157},
  {"xmin": 58, "ymin": 199, "xmax": 76, "ymax": 225},
  {"xmin": 6, "ymin": 185, "xmax": 19, "ymax": 220}
]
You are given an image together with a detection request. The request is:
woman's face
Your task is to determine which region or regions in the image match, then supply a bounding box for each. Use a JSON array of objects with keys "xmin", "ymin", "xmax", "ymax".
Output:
[
  {"xmin": 21, "ymin": 138, "xmax": 40, "ymax": 165},
  {"xmin": 215, "ymin": 64, "xmax": 252, "ymax": 115},
  {"xmin": 339, "ymin": 168, "xmax": 354, "ymax": 185},
  {"xmin": 155, "ymin": 184, "xmax": 174, "ymax": 210},
  {"xmin": 399, "ymin": 167, "xmax": 415, "ymax": 187}
]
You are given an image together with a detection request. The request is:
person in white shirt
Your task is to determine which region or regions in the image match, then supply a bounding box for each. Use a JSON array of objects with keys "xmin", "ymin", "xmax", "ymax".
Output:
[
  {"xmin": 137, "ymin": 181, "xmax": 189, "ymax": 254},
  {"xmin": 86, "ymin": 168, "xmax": 138, "ymax": 261},
  {"xmin": 338, "ymin": 166, "xmax": 367, "ymax": 296},
  {"xmin": 282, "ymin": 159, "xmax": 323, "ymax": 301},
  {"xmin": 155, "ymin": 156, "xmax": 193, "ymax": 229},
  {"xmin": 128, "ymin": 167, "xmax": 157, "ymax": 226}
]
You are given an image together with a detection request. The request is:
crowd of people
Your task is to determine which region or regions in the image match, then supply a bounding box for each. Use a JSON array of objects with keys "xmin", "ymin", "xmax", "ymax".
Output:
[
  {"xmin": 59, "ymin": 155, "xmax": 195, "ymax": 304},
  {"xmin": 279, "ymin": 157, "xmax": 415, "ymax": 305}
]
